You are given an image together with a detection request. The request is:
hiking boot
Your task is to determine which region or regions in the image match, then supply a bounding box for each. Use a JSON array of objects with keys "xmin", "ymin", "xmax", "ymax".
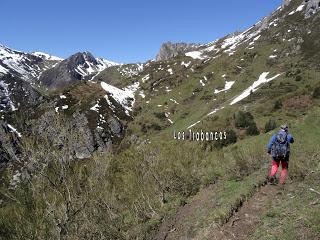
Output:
[{"xmin": 269, "ymin": 176, "xmax": 277, "ymax": 185}]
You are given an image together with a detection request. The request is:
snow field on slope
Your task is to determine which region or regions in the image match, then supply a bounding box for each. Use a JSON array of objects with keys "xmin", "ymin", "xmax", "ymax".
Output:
[{"xmin": 230, "ymin": 72, "xmax": 282, "ymax": 105}]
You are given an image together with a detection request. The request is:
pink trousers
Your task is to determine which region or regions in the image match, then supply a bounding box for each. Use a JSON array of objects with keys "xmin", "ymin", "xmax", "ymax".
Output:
[{"xmin": 270, "ymin": 159, "xmax": 288, "ymax": 184}]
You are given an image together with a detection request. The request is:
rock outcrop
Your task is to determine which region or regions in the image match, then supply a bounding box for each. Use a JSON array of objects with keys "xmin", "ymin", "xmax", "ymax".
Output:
[
  {"xmin": 304, "ymin": 0, "xmax": 320, "ymax": 18},
  {"xmin": 282, "ymin": 0, "xmax": 292, "ymax": 7},
  {"xmin": 0, "ymin": 122, "xmax": 22, "ymax": 169},
  {"xmin": 156, "ymin": 42, "xmax": 200, "ymax": 61},
  {"xmin": 28, "ymin": 110, "xmax": 122, "ymax": 160}
]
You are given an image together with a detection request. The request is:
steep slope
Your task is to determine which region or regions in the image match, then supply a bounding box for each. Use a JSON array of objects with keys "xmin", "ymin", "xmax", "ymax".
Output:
[
  {"xmin": 0, "ymin": 47, "xmax": 122, "ymax": 169},
  {"xmin": 115, "ymin": 0, "xmax": 319, "ymax": 141}
]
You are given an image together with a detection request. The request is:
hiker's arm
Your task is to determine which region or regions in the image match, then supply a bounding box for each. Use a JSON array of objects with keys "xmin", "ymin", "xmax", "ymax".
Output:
[
  {"xmin": 267, "ymin": 135, "xmax": 275, "ymax": 153},
  {"xmin": 288, "ymin": 134, "xmax": 294, "ymax": 143}
]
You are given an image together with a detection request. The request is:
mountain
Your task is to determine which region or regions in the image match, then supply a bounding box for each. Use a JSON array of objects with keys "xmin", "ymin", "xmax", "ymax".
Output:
[
  {"xmin": 0, "ymin": 0, "xmax": 319, "ymax": 170},
  {"xmin": 1, "ymin": 0, "xmax": 319, "ymax": 167},
  {"xmin": 0, "ymin": 44, "xmax": 61, "ymax": 81},
  {"xmin": 1, "ymin": 0, "xmax": 320, "ymax": 239},
  {"xmin": 0, "ymin": 46, "xmax": 121, "ymax": 165},
  {"xmin": 39, "ymin": 51, "xmax": 118, "ymax": 89}
]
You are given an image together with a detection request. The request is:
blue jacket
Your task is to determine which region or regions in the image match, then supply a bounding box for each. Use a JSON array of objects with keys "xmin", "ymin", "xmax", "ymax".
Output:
[{"xmin": 267, "ymin": 130, "xmax": 294, "ymax": 154}]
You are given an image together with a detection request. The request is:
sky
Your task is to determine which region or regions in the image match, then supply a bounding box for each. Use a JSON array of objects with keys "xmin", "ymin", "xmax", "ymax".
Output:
[{"xmin": 0, "ymin": 0, "xmax": 282, "ymax": 63}]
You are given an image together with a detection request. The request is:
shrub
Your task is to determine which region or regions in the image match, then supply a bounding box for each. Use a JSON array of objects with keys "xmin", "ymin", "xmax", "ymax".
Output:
[
  {"xmin": 312, "ymin": 86, "xmax": 320, "ymax": 99},
  {"xmin": 295, "ymin": 75, "xmax": 302, "ymax": 81},
  {"xmin": 265, "ymin": 119, "xmax": 277, "ymax": 133},
  {"xmin": 214, "ymin": 130, "xmax": 237, "ymax": 149},
  {"xmin": 153, "ymin": 112, "xmax": 166, "ymax": 120},
  {"xmin": 273, "ymin": 99, "xmax": 283, "ymax": 110},
  {"xmin": 246, "ymin": 122, "xmax": 260, "ymax": 136},
  {"xmin": 234, "ymin": 111, "xmax": 254, "ymax": 128}
]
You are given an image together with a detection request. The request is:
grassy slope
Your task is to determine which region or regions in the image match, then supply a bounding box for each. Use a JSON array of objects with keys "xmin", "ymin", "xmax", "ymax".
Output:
[
  {"xmin": 152, "ymin": 107, "xmax": 320, "ymax": 240},
  {"xmin": 250, "ymin": 109, "xmax": 320, "ymax": 240}
]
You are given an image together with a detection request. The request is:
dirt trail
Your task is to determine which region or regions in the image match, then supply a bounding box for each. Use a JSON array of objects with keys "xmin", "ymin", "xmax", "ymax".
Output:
[
  {"xmin": 208, "ymin": 184, "xmax": 281, "ymax": 240},
  {"xmin": 155, "ymin": 183, "xmax": 282, "ymax": 240}
]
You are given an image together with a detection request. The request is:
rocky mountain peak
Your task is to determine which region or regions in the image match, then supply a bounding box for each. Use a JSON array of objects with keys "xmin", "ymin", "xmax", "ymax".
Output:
[
  {"xmin": 156, "ymin": 42, "xmax": 200, "ymax": 61},
  {"xmin": 68, "ymin": 51, "xmax": 98, "ymax": 67},
  {"xmin": 39, "ymin": 51, "xmax": 118, "ymax": 89}
]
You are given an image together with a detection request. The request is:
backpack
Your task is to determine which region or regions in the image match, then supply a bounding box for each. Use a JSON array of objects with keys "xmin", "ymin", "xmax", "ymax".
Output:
[{"xmin": 272, "ymin": 131, "xmax": 289, "ymax": 158}]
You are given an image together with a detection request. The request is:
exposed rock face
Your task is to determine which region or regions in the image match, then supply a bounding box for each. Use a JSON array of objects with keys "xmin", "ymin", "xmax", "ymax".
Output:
[
  {"xmin": 39, "ymin": 51, "xmax": 106, "ymax": 89},
  {"xmin": 156, "ymin": 42, "xmax": 200, "ymax": 61},
  {"xmin": 0, "ymin": 122, "xmax": 21, "ymax": 168},
  {"xmin": 0, "ymin": 74, "xmax": 42, "ymax": 112},
  {"xmin": 28, "ymin": 110, "xmax": 120, "ymax": 160},
  {"xmin": 304, "ymin": 0, "xmax": 320, "ymax": 18},
  {"xmin": 39, "ymin": 52, "xmax": 91, "ymax": 89},
  {"xmin": 282, "ymin": 0, "xmax": 292, "ymax": 7}
]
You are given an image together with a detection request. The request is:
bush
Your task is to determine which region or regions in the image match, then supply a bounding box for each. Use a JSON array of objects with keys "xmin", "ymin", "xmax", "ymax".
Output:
[
  {"xmin": 265, "ymin": 119, "xmax": 277, "ymax": 133},
  {"xmin": 153, "ymin": 112, "xmax": 166, "ymax": 120},
  {"xmin": 214, "ymin": 130, "xmax": 237, "ymax": 149},
  {"xmin": 312, "ymin": 86, "xmax": 320, "ymax": 99},
  {"xmin": 234, "ymin": 111, "xmax": 254, "ymax": 128},
  {"xmin": 234, "ymin": 111, "xmax": 259, "ymax": 136},
  {"xmin": 273, "ymin": 99, "xmax": 282, "ymax": 110},
  {"xmin": 295, "ymin": 75, "xmax": 302, "ymax": 81},
  {"xmin": 246, "ymin": 122, "xmax": 260, "ymax": 136}
]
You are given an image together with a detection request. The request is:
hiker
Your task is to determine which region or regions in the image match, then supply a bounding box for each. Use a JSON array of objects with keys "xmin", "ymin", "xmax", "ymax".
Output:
[{"xmin": 267, "ymin": 124, "xmax": 294, "ymax": 184}]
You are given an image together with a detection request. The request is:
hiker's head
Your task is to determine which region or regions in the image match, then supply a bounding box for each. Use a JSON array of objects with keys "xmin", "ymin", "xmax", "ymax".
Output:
[{"xmin": 280, "ymin": 124, "xmax": 289, "ymax": 132}]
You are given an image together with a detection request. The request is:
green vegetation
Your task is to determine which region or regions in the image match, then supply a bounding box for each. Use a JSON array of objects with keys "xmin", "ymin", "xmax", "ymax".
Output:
[
  {"xmin": 265, "ymin": 119, "xmax": 277, "ymax": 133},
  {"xmin": 1, "ymin": 1, "xmax": 320, "ymax": 238},
  {"xmin": 1, "ymin": 106, "xmax": 319, "ymax": 239}
]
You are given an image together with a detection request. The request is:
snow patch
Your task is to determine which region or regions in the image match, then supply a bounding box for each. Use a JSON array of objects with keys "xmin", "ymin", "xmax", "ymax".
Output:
[
  {"xmin": 142, "ymin": 74, "xmax": 150, "ymax": 83},
  {"xmin": 230, "ymin": 72, "xmax": 282, "ymax": 105},
  {"xmin": 214, "ymin": 81, "xmax": 235, "ymax": 94},
  {"xmin": 181, "ymin": 61, "xmax": 191, "ymax": 68},
  {"xmin": 7, "ymin": 124, "xmax": 22, "ymax": 137},
  {"xmin": 101, "ymin": 81, "xmax": 139, "ymax": 115},
  {"xmin": 185, "ymin": 51, "xmax": 205, "ymax": 60},
  {"xmin": 170, "ymin": 98, "xmax": 179, "ymax": 105},
  {"xmin": 139, "ymin": 91, "xmax": 145, "ymax": 98},
  {"xmin": 207, "ymin": 106, "xmax": 225, "ymax": 116},
  {"xmin": 187, "ymin": 121, "xmax": 201, "ymax": 129},
  {"xmin": 32, "ymin": 51, "xmax": 63, "ymax": 61},
  {"xmin": 288, "ymin": 3, "xmax": 305, "ymax": 15},
  {"xmin": 90, "ymin": 102, "xmax": 100, "ymax": 112}
]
